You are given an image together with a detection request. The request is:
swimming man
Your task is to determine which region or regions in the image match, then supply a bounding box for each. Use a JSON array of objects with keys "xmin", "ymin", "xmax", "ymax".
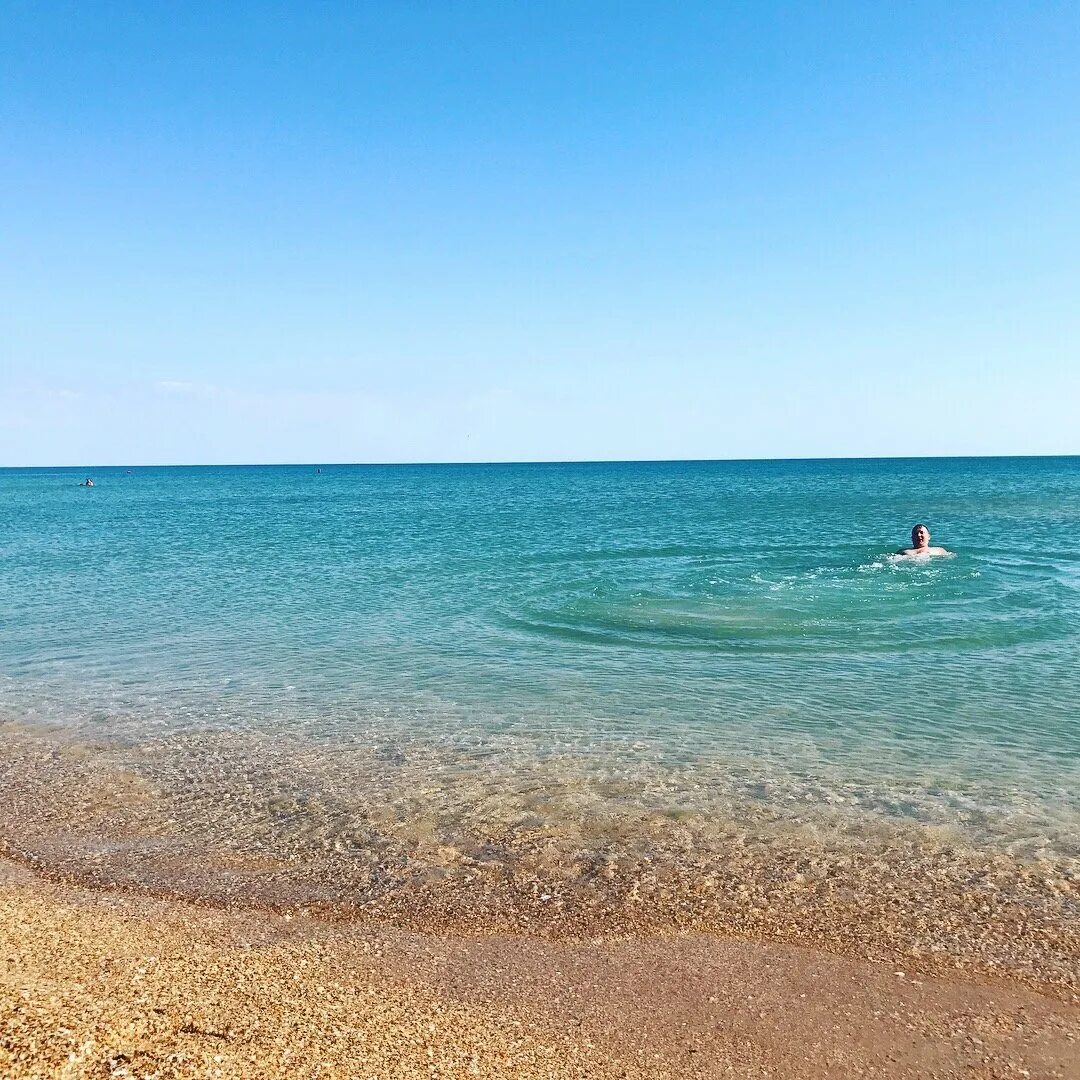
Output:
[{"xmin": 896, "ymin": 523, "xmax": 950, "ymax": 556}]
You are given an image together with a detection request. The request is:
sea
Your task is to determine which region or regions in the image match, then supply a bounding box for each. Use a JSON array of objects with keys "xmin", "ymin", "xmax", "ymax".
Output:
[{"xmin": 1, "ymin": 458, "xmax": 1078, "ymax": 957}]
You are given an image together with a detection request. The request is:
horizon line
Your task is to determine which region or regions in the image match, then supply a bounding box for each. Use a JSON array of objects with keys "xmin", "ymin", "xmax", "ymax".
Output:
[{"xmin": 2, "ymin": 452, "xmax": 1078, "ymax": 470}]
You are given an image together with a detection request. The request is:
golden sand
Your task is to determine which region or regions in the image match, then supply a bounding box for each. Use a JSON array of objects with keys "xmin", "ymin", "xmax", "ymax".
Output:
[{"xmin": 2, "ymin": 858, "xmax": 1077, "ymax": 1080}]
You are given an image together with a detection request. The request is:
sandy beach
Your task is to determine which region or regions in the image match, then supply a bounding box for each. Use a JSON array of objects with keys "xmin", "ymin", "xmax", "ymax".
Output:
[
  {"xmin": 3, "ymin": 722, "xmax": 1079, "ymax": 1077},
  {"xmin": 2, "ymin": 854, "xmax": 1077, "ymax": 1080}
]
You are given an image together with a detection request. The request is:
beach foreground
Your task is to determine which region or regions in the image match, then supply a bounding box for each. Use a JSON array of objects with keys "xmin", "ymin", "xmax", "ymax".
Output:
[{"xmin": 2, "ymin": 860, "xmax": 1076, "ymax": 1080}]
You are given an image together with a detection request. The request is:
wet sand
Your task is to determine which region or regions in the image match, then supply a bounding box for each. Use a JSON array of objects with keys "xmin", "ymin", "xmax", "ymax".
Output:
[{"xmin": 2, "ymin": 858, "xmax": 1077, "ymax": 1080}]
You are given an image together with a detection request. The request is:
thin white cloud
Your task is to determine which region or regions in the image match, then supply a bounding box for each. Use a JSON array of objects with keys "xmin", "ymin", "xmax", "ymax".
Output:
[{"xmin": 156, "ymin": 380, "xmax": 222, "ymax": 397}]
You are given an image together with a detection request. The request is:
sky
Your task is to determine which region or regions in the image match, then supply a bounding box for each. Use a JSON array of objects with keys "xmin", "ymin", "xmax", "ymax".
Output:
[{"xmin": 2, "ymin": 2, "xmax": 1078, "ymax": 465}]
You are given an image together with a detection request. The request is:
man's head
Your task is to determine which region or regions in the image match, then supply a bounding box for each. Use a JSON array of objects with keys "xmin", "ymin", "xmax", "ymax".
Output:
[{"xmin": 911, "ymin": 523, "xmax": 930, "ymax": 548}]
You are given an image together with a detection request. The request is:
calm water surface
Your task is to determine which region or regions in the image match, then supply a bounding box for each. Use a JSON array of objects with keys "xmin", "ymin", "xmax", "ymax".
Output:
[{"xmin": 2, "ymin": 458, "xmax": 1079, "ymax": 866}]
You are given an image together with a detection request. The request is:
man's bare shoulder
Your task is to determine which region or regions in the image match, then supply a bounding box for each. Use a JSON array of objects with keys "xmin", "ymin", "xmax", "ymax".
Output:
[{"xmin": 895, "ymin": 546, "xmax": 951, "ymax": 557}]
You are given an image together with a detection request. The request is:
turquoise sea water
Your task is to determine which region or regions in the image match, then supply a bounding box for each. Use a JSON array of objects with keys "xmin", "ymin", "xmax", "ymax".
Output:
[{"xmin": 1, "ymin": 458, "xmax": 1079, "ymax": 892}]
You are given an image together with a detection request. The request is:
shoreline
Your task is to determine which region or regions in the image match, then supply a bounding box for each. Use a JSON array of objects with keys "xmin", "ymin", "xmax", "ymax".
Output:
[
  {"xmin": 3, "ymin": 720, "xmax": 1078, "ymax": 1075},
  {"xmin": 2, "ymin": 858, "xmax": 1078, "ymax": 1079},
  {"xmin": 5, "ymin": 833, "xmax": 1077, "ymax": 999},
  {"xmin": 2, "ymin": 724, "xmax": 1077, "ymax": 1000}
]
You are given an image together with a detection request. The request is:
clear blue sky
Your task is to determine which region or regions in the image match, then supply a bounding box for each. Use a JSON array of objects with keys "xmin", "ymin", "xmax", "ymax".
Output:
[{"xmin": 2, "ymin": 2, "xmax": 1078, "ymax": 465}]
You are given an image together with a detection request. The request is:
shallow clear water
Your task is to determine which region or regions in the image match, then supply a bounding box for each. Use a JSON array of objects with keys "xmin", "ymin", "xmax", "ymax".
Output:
[{"xmin": 1, "ymin": 459, "xmax": 1079, "ymax": 867}]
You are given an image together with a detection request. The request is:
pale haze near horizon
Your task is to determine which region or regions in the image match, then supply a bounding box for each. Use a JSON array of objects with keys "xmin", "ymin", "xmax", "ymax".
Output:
[{"xmin": 2, "ymin": 3, "xmax": 1078, "ymax": 467}]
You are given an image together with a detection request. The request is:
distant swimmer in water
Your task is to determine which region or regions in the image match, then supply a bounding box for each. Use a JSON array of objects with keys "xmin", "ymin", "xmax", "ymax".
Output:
[
  {"xmin": 81, "ymin": 478, "xmax": 94, "ymax": 487},
  {"xmin": 896, "ymin": 523, "xmax": 950, "ymax": 557}
]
